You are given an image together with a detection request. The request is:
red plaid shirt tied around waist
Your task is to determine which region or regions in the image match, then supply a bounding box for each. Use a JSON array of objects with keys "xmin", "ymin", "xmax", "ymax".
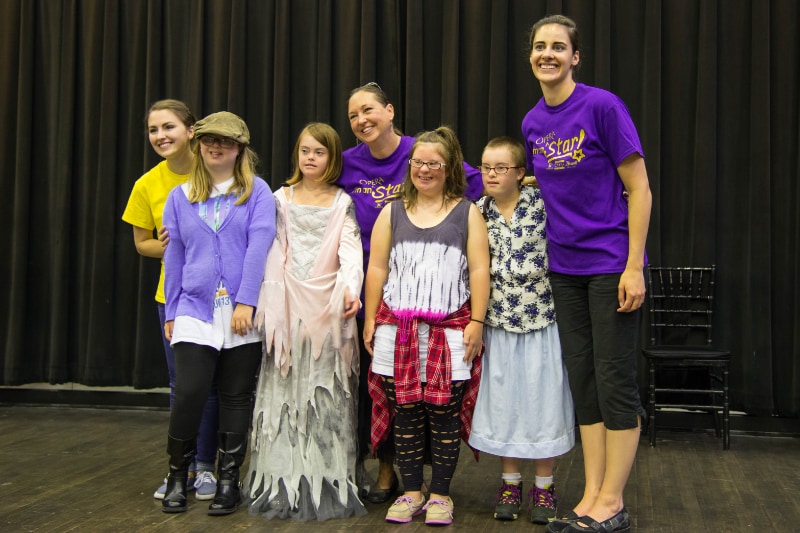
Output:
[{"xmin": 368, "ymin": 299, "xmax": 483, "ymax": 457}]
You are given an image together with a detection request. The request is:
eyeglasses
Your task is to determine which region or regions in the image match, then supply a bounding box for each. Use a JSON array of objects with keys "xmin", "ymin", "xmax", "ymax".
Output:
[
  {"xmin": 199, "ymin": 135, "xmax": 238, "ymax": 148},
  {"xmin": 409, "ymin": 158, "xmax": 446, "ymax": 170},
  {"xmin": 478, "ymin": 165, "xmax": 524, "ymax": 175}
]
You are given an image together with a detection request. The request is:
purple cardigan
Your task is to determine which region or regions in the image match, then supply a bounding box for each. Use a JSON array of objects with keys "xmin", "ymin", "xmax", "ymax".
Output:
[{"xmin": 163, "ymin": 177, "xmax": 276, "ymax": 322}]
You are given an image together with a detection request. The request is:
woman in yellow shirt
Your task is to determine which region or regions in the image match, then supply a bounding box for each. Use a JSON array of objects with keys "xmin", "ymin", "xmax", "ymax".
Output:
[{"xmin": 122, "ymin": 99, "xmax": 218, "ymax": 502}]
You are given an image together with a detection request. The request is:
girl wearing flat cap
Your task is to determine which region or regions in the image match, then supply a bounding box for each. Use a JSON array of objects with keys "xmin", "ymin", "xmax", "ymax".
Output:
[{"xmin": 160, "ymin": 111, "xmax": 276, "ymax": 516}]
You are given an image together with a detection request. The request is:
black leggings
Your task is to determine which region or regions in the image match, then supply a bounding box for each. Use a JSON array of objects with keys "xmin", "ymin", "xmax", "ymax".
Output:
[
  {"xmin": 169, "ymin": 341, "xmax": 261, "ymax": 440},
  {"xmin": 381, "ymin": 377, "xmax": 465, "ymax": 496}
]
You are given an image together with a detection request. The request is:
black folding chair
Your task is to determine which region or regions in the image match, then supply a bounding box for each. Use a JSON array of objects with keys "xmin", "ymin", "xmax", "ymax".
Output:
[{"xmin": 642, "ymin": 265, "xmax": 731, "ymax": 449}]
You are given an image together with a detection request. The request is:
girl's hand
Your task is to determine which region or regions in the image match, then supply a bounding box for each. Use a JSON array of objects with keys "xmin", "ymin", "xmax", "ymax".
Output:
[
  {"xmin": 231, "ymin": 304, "xmax": 254, "ymax": 336},
  {"xmin": 164, "ymin": 320, "xmax": 174, "ymax": 342},
  {"xmin": 362, "ymin": 319, "xmax": 376, "ymax": 356},
  {"xmin": 343, "ymin": 287, "xmax": 361, "ymax": 319},
  {"xmin": 462, "ymin": 321, "xmax": 483, "ymax": 363}
]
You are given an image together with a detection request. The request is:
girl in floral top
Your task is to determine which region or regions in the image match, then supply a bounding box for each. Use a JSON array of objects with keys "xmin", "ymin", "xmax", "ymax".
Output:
[{"xmin": 468, "ymin": 137, "xmax": 575, "ymax": 525}]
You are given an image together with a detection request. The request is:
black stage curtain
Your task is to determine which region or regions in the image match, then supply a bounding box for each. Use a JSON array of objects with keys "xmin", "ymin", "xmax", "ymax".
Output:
[{"xmin": 1, "ymin": 0, "xmax": 798, "ymax": 418}]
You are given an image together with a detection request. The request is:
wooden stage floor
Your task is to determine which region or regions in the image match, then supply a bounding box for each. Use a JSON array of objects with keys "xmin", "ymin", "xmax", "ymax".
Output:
[{"xmin": 1, "ymin": 405, "xmax": 798, "ymax": 532}]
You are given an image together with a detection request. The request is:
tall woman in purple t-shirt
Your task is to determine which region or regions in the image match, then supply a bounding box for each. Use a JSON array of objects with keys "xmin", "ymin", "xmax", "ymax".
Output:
[
  {"xmin": 521, "ymin": 15, "xmax": 652, "ymax": 533},
  {"xmin": 339, "ymin": 83, "xmax": 483, "ymax": 503}
]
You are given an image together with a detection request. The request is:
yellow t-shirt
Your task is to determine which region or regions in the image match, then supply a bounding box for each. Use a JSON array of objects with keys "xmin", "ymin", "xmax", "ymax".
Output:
[{"xmin": 122, "ymin": 160, "xmax": 188, "ymax": 303}]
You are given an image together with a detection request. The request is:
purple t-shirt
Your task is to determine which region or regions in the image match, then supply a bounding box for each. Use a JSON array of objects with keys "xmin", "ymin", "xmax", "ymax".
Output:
[
  {"xmin": 339, "ymin": 135, "xmax": 483, "ymax": 274},
  {"xmin": 522, "ymin": 83, "xmax": 645, "ymax": 275}
]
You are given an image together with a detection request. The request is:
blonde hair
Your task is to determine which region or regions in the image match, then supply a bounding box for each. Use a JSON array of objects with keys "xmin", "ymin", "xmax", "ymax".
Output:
[
  {"xmin": 286, "ymin": 122, "xmax": 342, "ymax": 186},
  {"xmin": 187, "ymin": 141, "xmax": 260, "ymax": 205},
  {"xmin": 402, "ymin": 126, "xmax": 466, "ymax": 210}
]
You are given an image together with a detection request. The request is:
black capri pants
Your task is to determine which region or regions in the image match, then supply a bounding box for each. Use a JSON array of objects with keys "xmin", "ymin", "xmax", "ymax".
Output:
[{"xmin": 550, "ymin": 272, "xmax": 645, "ymax": 430}]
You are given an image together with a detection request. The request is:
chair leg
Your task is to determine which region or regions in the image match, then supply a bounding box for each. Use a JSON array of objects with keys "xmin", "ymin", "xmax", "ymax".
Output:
[
  {"xmin": 649, "ymin": 361, "xmax": 656, "ymax": 447},
  {"xmin": 710, "ymin": 368, "xmax": 722, "ymax": 439},
  {"xmin": 722, "ymin": 364, "xmax": 730, "ymax": 450}
]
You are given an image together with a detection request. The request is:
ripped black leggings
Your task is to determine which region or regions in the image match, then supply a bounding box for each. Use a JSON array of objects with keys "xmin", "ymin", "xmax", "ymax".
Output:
[{"xmin": 381, "ymin": 377, "xmax": 465, "ymax": 496}]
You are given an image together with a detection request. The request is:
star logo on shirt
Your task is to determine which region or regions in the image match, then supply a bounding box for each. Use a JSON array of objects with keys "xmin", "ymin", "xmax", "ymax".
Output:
[{"xmin": 572, "ymin": 149, "xmax": 585, "ymax": 162}]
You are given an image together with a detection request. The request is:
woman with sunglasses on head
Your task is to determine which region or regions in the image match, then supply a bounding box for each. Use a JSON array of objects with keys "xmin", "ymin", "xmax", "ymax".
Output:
[
  {"xmin": 363, "ymin": 126, "xmax": 489, "ymax": 526},
  {"xmin": 340, "ymin": 83, "xmax": 484, "ymax": 504},
  {"xmin": 522, "ymin": 15, "xmax": 652, "ymax": 533},
  {"xmin": 122, "ymin": 99, "xmax": 219, "ymax": 502},
  {"xmin": 160, "ymin": 111, "xmax": 276, "ymax": 516}
]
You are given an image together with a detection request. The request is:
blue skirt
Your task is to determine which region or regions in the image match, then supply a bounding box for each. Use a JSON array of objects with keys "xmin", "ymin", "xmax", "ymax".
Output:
[{"xmin": 468, "ymin": 323, "xmax": 575, "ymax": 459}]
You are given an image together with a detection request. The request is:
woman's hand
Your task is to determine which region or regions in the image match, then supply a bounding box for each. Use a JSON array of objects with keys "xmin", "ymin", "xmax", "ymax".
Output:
[
  {"xmin": 462, "ymin": 321, "xmax": 483, "ymax": 363},
  {"xmin": 617, "ymin": 267, "xmax": 646, "ymax": 312},
  {"xmin": 132, "ymin": 226, "xmax": 167, "ymax": 258},
  {"xmin": 231, "ymin": 304, "xmax": 254, "ymax": 336},
  {"xmin": 158, "ymin": 226, "xmax": 170, "ymax": 249},
  {"xmin": 343, "ymin": 287, "xmax": 361, "ymax": 319}
]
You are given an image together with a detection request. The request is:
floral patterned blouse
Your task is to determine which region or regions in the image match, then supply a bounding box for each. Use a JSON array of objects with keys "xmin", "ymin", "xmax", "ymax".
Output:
[{"xmin": 476, "ymin": 187, "xmax": 556, "ymax": 333}]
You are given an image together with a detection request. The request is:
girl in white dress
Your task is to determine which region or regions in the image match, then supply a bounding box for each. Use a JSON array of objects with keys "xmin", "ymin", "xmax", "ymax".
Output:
[{"xmin": 244, "ymin": 123, "xmax": 365, "ymax": 521}]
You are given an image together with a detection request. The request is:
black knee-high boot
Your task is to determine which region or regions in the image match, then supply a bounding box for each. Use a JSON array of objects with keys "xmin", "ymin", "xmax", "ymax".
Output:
[
  {"xmin": 162, "ymin": 435, "xmax": 196, "ymax": 513},
  {"xmin": 208, "ymin": 432, "xmax": 247, "ymax": 516}
]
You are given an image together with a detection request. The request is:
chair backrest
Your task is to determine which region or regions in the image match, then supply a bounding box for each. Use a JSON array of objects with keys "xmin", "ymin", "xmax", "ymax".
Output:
[{"xmin": 646, "ymin": 265, "xmax": 716, "ymax": 346}]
